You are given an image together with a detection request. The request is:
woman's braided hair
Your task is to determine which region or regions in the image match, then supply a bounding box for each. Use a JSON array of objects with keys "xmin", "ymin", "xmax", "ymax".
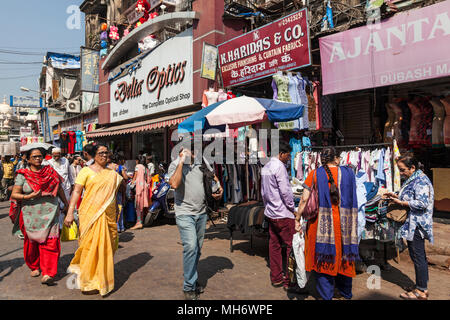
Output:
[{"xmin": 321, "ymin": 147, "xmax": 340, "ymax": 205}]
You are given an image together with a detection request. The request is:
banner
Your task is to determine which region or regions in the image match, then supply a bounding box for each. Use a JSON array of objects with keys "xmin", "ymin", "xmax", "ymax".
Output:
[
  {"xmin": 320, "ymin": 1, "xmax": 450, "ymax": 95},
  {"xmin": 10, "ymin": 96, "xmax": 42, "ymax": 109},
  {"xmin": 81, "ymin": 47, "xmax": 100, "ymax": 92},
  {"xmin": 218, "ymin": 8, "xmax": 311, "ymax": 88},
  {"xmin": 110, "ymin": 28, "xmax": 193, "ymax": 123}
]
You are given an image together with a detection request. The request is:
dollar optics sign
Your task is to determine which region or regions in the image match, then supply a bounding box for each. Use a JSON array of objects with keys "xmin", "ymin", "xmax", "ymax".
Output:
[{"xmin": 114, "ymin": 60, "xmax": 187, "ymax": 102}]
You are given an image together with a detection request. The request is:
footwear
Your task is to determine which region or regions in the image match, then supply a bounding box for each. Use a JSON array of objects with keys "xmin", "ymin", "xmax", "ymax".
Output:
[
  {"xmin": 400, "ymin": 289, "xmax": 428, "ymax": 300},
  {"xmin": 184, "ymin": 290, "xmax": 199, "ymax": 300},
  {"xmin": 82, "ymin": 290, "xmax": 100, "ymax": 295},
  {"xmin": 195, "ymin": 282, "xmax": 205, "ymax": 294},
  {"xmin": 271, "ymin": 281, "xmax": 284, "ymax": 288},
  {"xmin": 30, "ymin": 270, "xmax": 40, "ymax": 277},
  {"xmin": 129, "ymin": 223, "xmax": 143, "ymax": 230},
  {"xmin": 41, "ymin": 275, "xmax": 54, "ymax": 285}
]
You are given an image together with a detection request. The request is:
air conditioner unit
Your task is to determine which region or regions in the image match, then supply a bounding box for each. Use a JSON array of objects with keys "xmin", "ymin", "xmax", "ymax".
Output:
[{"xmin": 66, "ymin": 100, "xmax": 81, "ymax": 113}]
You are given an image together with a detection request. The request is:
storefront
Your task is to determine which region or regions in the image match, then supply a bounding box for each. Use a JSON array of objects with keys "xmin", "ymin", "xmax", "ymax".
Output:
[
  {"xmin": 319, "ymin": 0, "xmax": 450, "ymax": 212},
  {"xmin": 87, "ymin": 28, "xmax": 196, "ymax": 162}
]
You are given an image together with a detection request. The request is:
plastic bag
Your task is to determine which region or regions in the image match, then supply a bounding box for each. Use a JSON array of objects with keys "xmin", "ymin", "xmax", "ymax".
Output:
[
  {"xmin": 292, "ymin": 231, "xmax": 309, "ymax": 288},
  {"xmin": 61, "ymin": 221, "xmax": 79, "ymax": 241}
]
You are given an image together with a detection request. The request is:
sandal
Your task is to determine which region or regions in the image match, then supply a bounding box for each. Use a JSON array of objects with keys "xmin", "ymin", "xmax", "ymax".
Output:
[
  {"xmin": 400, "ymin": 289, "xmax": 428, "ymax": 300},
  {"xmin": 30, "ymin": 270, "xmax": 41, "ymax": 277}
]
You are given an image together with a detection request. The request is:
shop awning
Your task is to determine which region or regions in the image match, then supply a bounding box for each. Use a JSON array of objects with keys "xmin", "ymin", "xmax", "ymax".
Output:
[{"xmin": 86, "ymin": 112, "xmax": 194, "ymax": 138}]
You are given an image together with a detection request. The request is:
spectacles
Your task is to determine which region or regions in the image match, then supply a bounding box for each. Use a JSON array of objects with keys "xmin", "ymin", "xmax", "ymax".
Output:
[
  {"xmin": 31, "ymin": 155, "xmax": 43, "ymax": 159},
  {"xmin": 96, "ymin": 151, "xmax": 109, "ymax": 156}
]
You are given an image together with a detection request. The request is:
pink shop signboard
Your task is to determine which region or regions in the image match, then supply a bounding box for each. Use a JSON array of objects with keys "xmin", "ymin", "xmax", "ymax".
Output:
[{"xmin": 319, "ymin": 1, "xmax": 450, "ymax": 95}]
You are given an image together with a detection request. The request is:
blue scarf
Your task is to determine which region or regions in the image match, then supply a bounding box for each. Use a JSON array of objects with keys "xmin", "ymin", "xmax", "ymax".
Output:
[{"xmin": 316, "ymin": 166, "xmax": 360, "ymax": 265}]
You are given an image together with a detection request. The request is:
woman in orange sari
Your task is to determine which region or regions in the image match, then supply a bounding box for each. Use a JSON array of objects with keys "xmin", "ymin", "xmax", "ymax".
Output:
[
  {"xmin": 64, "ymin": 144, "xmax": 123, "ymax": 296},
  {"xmin": 296, "ymin": 147, "xmax": 359, "ymax": 300}
]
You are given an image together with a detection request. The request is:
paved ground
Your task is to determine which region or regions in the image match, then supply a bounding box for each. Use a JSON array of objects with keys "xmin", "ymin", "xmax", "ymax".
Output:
[{"xmin": 0, "ymin": 201, "xmax": 449, "ymax": 300}]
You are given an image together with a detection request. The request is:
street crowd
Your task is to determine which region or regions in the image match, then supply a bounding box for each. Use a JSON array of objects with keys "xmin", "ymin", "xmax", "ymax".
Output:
[{"xmin": 4, "ymin": 140, "xmax": 435, "ymax": 300}]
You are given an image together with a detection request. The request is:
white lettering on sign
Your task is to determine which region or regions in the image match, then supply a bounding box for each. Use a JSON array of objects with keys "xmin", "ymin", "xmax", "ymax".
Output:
[{"xmin": 328, "ymin": 11, "xmax": 450, "ymax": 64}]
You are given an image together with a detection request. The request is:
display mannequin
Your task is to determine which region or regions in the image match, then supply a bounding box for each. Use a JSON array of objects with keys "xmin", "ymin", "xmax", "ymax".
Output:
[
  {"xmin": 383, "ymin": 103, "xmax": 395, "ymax": 143},
  {"xmin": 202, "ymin": 88, "xmax": 219, "ymax": 107},
  {"xmin": 389, "ymin": 102, "xmax": 403, "ymax": 144},
  {"xmin": 407, "ymin": 99, "xmax": 422, "ymax": 147},
  {"xmin": 440, "ymin": 96, "xmax": 450, "ymax": 147},
  {"xmin": 429, "ymin": 98, "xmax": 445, "ymax": 148},
  {"xmin": 218, "ymin": 88, "xmax": 227, "ymax": 101}
]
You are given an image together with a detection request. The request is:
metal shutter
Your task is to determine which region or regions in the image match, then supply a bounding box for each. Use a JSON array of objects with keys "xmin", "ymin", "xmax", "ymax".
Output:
[{"xmin": 337, "ymin": 94, "xmax": 373, "ymax": 145}]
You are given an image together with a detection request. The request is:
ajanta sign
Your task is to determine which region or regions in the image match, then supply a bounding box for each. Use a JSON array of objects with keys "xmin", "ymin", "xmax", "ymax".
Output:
[{"xmin": 218, "ymin": 9, "xmax": 311, "ymax": 88}]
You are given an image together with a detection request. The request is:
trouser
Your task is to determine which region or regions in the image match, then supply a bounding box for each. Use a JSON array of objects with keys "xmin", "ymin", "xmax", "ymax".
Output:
[
  {"xmin": 407, "ymin": 227, "xmax": 429, "ymax": 291},
  {"xmin": 19, "ymin": 212, "xmax": 60, "ymax": 277},
  {"xmin": 176, "ymin": 213, "xmax": 207, "ymax": 292},
  {"xmin": 267, "ymin": 217, "xmax": 296, "ymax": 286},
  {"xmin": 315, "ymin": 272, "xmax": 353, "ymax": 300}
]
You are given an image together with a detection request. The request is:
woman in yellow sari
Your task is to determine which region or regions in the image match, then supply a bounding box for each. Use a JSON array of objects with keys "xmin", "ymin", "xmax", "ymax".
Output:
[{"xmin": 64, "ymin": 144, "xmax": 122, "ymax": 296}]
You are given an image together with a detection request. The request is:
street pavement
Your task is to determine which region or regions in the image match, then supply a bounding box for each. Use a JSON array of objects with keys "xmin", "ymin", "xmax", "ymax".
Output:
[{"xmin": 0, "ymin": 201, "xmax": 449, "ymax": 300}]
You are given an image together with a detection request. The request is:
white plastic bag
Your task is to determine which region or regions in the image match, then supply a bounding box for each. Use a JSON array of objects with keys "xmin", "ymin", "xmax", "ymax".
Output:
[{"xmin": 292, "ymin": 230, "xmax": 309, "ymax": 288}]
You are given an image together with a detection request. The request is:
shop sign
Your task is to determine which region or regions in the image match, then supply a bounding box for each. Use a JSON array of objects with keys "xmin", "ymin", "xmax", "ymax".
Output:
[
  {"xmin": 217, "ymin": 8, "xmax": 311, "ymax": 88},
  {"xmin": 9, "ymin": 96, "xmax": 42, "ymax": 109},
  {"xmin": 320, "ymin": 1, "xmax": 450, "ymax": 95},
  {"xmin": 20, "ymin": 127, "xmax": 33, "ymax": 137},
  {"xmin": 110, "ymin": 28, "xmax": 193, "ymax": 123},
  {"xmin": 200, "ymin": 43, "xmax": 218, "ymax": 81},
  {"xmin": 81, "ymin": 47, "xmax": 100, "ymax": 93}
]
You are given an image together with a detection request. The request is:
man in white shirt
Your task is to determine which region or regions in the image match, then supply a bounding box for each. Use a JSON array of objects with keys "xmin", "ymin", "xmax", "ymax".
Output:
[
  {"xmin": 48, "ymin": 148, "xmax": 74, "ymax": 202},
  {"xmin": 146, "ymin": 155, "xmax": 155, "ymax": 176}
]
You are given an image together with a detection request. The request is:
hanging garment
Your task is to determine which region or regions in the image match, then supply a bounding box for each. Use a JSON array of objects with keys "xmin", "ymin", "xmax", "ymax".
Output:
[
  {"xmin": 376, "ymin": 149, "xmax": 386, "ymax": 187},
  {"xmin": 312, "ymin": 81, "xmax": 322, "ymax": 130},
  {"xmin": 273, "ymin": 74, "xmax": 291, "ymax": 102},
  {"xmin": 408, "ymin": 98, "xmax": 432, "ymax": 148},
  {"xmin": 429, "ymin": 98, "xmax": 445, "ymax": 148},
  {"xmin": 441, "ymin": 96, "xmax": 450, "ymax": 147},
  {"xmin": 68, "ymin": 131, "xmax": 76, "ymax": 154},
  {"xmin": 355, "ymin": 170, "xmax": 368, "ymax": 241},
  {"xmin": 384, "ymin": 147, "xmax": 393, "ymax": 192},
  {"xmin": 75, "ymin": 130, "xmax": 85, "ymax": 152},
  {"xmin": 307, "ymin": 89, "xmax": 317, "ymax": 129},
  {"xmin": 289, "ymin": 137, "xmax": 302, "ymax": 178},
  {"xmin": 60, "ymin": 132, "xmax": 69, "ymax": 154},
  {"xmin": 393, "ymin": 140, "xmax": 401, "ymax": 192}
]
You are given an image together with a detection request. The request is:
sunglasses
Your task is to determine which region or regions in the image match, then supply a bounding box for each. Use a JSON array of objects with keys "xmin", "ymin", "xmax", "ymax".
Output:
[
  {"xmin": 31, "ymin": 155, "xmax": 43, "ymax": 159},
  {"xmin": 96, "ymin": 151, "xmax": 109, "ymax": 156}
]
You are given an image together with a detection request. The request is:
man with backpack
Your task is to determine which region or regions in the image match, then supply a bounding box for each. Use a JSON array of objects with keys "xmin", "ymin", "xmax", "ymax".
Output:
[{"xmin": 168, "ymin": 147, "xmax": 223, "ymax": 300}]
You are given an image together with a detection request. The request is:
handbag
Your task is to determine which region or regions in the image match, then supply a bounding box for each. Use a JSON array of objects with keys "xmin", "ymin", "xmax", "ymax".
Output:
[
  {"xmin": 61, "ymin": 221, "xmax": 79, "ymax": 241},
  {"xmin": 386, "ymin": 203, "xmax": 408, "ymax": 223},
  {"xmin": 302, "ymin": 171, "xmax": 318, "ymax": 221}
]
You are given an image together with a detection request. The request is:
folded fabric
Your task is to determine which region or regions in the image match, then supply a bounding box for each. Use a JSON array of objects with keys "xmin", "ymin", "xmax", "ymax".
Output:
[{"xmin": 364, "ymin": 182, "xmax": 379, "ymax": 201}]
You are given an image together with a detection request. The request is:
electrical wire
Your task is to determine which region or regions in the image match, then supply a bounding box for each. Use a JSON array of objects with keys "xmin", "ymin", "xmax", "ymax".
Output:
[
  {"xmin": 0, "ymin": 61, "xmax": 43, "ymax": 64},
  {"xmin": 0, "ymin": 74, "xmax": 40, "ymax": 80}
]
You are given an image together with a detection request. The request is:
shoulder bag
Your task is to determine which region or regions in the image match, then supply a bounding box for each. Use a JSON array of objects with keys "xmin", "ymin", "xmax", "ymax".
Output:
[
  {"xmin": 386, "ymin": 203, "xmax": 408, "ymax": 224},
  {"xmin": 302, "ymin": 171, "xmax": 319, "ymax": 221}
]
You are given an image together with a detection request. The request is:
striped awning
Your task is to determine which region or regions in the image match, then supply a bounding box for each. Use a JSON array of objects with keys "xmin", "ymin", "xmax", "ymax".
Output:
[{"xmin": 86, "ymin": 112, "xmax": 194, "ymax": 138}]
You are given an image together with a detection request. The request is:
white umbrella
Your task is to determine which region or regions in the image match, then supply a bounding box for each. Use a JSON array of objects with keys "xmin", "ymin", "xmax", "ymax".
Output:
[{"xmin": 20, "ymin": 143, "xmax": 56, "ymax": 152}]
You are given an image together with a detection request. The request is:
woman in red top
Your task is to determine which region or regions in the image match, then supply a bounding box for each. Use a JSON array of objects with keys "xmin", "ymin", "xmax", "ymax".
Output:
[{"xmin": 295, "ymin": 147, "xmax": 359, "ymax": 300}]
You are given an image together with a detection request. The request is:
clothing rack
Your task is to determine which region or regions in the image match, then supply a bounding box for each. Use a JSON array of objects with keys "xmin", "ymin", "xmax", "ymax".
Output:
[{"xmin": 307, "ymin": 143, "xmax": 392, "ymax": 149}]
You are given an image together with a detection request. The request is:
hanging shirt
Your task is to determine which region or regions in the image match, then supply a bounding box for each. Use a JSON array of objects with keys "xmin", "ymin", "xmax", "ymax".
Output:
[
  {"xmin": 355, "ymin": 170, "xmax": 368, "ymax": 241},
  {"xmin": 68, "ymin": 131, "xmax": 76, "ymax": 154},
  {"xmin": 393, "ymin": 140, "xmax": 401, "ymax": 192},
  {"xmin": 75, "ymin": 130, "xmax": 85, "ymax": 152},
  {"xmin": 289, "ymin": 137, "xmax": 302, "ymax": 178},
  {"xmin": 60, "ymin": 132, "xmax": 69, "ymax": 154}
]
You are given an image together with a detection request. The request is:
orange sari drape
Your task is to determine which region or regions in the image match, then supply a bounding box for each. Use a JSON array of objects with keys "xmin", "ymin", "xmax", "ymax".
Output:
[{"xmin": 304, "ymin": 167, "xmax": 356, "ymax": 278}]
